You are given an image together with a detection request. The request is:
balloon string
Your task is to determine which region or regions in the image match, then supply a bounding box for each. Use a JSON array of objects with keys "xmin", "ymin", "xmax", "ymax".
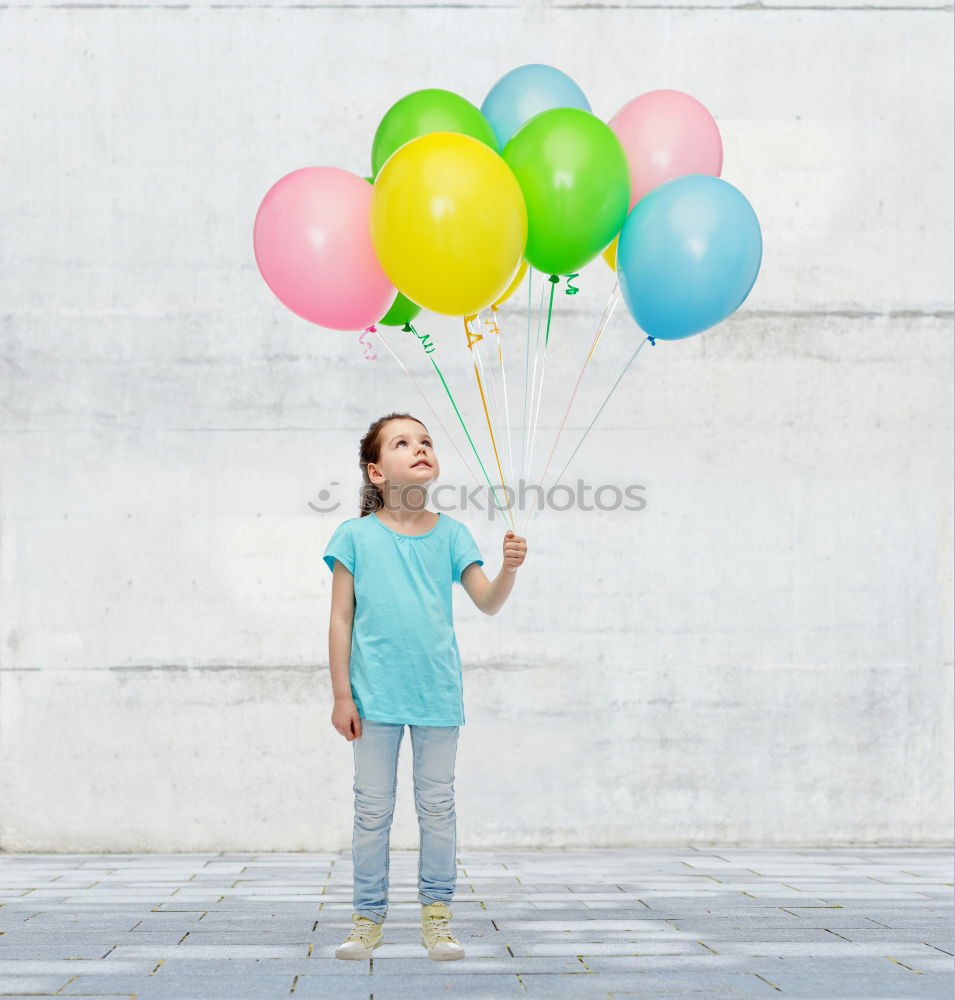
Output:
[
  {"xmin": 374, "ymin": 326, "xmax": 482, "ymax": 489},
  {"xmin": 433, "ymin": 352, "xmax": 512, "ymax": 526},
  {"xmin": 473, "ymin": 311, "xmax": 506, "ymax": 487},
  {"xmin": 401, "ymin": 321, "xmax": 510, "ymax": 523},
  {"xmin": 465, "ymin": 314, "xmax": 516, "ymax": 531},
  {"xmin": 544, "ymin": 273, "xmax": 558, "ymax": 347},
  {"xmin": 534, "ymin": 284, "xmax": 621, "ymax": 496},
  {"xmin": 564, "ymin": 274, "xmax": 580, "ymax": 296},
  {"xmin": 585, "ymin": 283, "xmax": 620, "ymax": 361},
  {"xmin": 469, "ymin": 316, "xmax": 500, "ymax": 456},
  {"xmin": 488, "ymin": 307, "xmax": 516, "ymax": 500},
  {"xmin": 359, "ymin": 326, "xmax": 379, "ymax": 360},
  {"xmin": 521, "ymin": 269, "xmax": 545, "ymax": 492},
  {"xmin": 522, "ymin": 277, "xmax": 546, "ymax": 490},
  {"xmin": 525, "ymin": 332, "xmax": 655, "ymax": 532},
  {"xmin": 526, "ymin": 275, "xmax": 558, "ymax": 488}
]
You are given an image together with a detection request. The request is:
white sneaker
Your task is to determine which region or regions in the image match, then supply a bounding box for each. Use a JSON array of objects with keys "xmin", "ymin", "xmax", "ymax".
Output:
[{"xmin": 335, "ymin": 913, "xmax": 383, "ymax": 960}]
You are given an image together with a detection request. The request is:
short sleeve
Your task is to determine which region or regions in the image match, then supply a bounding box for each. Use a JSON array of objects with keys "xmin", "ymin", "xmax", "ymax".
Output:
[
  {"xmin": 452, "ymin": 521, "xmax": 484, "ymax": 585},
  {"xmin": 323, "ymin": 519, "xmax": 356, "ymax": 575}
]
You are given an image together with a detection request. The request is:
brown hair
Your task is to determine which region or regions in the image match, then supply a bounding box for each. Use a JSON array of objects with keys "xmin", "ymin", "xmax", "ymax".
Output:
[{"xmin": 358, "ymin": 412, "xmax": 429, "ymax": 517}]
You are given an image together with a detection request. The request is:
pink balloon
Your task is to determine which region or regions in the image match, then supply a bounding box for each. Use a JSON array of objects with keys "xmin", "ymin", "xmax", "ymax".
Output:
[
  {"xmin": 608, "ymin": 89, "xmax": 723, "ymax": 209},
  {"xmin": 253, "ymin": 166, "xmax": 395, "ymax": 331}
]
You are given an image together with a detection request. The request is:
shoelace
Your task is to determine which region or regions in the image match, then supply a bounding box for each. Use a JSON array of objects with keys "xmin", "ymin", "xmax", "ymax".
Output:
[
  {"xmin": 424, "ymin": 915, "xmax": 457, "ymax": 942},
  {"xmin": 347, "ymin": 918, "xmax": 379, "ymax": 944}
]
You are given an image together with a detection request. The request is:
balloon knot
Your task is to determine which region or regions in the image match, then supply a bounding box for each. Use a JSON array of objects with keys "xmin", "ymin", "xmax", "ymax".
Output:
[
  {"xmin": 548, "ymin": 274, "xmax": 560, "ymax": 284},
  {"xmin": 648, "ymin": 336, "xmax": 656, "ymax": 346},
  {"xmin": 402, "ymin": 323, "xmax": 413, "ymax": 332}
]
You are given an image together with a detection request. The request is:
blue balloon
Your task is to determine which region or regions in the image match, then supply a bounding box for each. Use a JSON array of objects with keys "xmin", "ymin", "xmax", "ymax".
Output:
[
  {"xmin": 481, "ymin": 64, "xmax": 591, "ymax": 149},
  {"xmin": 616, "ymin": 174, "xmax": 762, "ymax": 341}
]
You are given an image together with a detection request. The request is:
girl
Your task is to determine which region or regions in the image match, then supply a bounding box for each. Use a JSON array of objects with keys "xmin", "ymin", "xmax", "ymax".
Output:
[{"xmin": 323, "ymin": 411, "xmax": 527, "ymax": 961}]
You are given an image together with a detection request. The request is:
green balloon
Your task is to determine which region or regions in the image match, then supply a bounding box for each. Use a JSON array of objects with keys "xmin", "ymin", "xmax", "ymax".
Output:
[
  {"xmin": 371, "ymin": 89, "xmax": 498, "ymax": 178},
  {"xmin": 379, "ymin": 291, "xmax": 422, "ymax": 327},
  {"xmin": 502, "ymin": 108, "xmax": 630, "ymax": 276}
]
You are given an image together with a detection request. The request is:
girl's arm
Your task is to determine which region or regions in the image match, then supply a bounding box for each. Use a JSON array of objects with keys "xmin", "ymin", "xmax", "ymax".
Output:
[
  {"xmin": 328, "ymin": 561, "xmax": 356, "ymax": 702},
  {"xmin": 461, "ymin": 530, "xmax": 527, "ymax": 615}
]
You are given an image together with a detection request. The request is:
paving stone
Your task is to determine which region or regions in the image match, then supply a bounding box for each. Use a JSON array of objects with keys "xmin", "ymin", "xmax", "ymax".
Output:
[
  {"xmin": 0, "ymin": 973, "xmax": 76, "ymax": 994},
  {"xmin": 754, "ymin": 970, "xmax": 952, "ymax": 998},
  {"xmin": 693, "ymin": 928, "xmax": 850, "ymax": 942},
  {"xmin": 136, "ymin": 942, "xmax": 307, "ymax": 957},
  {"xmin": 54, "ymin": 973, "xmax": 296, "ymax": 997},
  {"xmin": 0, "ymin": 931, "xmax": 187, "ymax": 948},
  {"xmin": 517, "ymin": 970, "xmax": 775, "ymax": 995},
  {"xmin": 506, "ymin": 940, "xmax": 712, "ymax": 957},
  {"xmin": 294, "ymin": 972, "xmax": 526, "ymax": 998},
  {"xmin": 145, "ymin": 956, "xmax": 327, "ymax": 975},
  {"xmin": 0, "ymin": 955, "xmax": 154, "ymax": 971},
  {"xmin": 699, "ymin": 940, "xmax": 943, "ymax": 957},
  {"xmin": 0, "ymin": 945, "xmax": 117, "ymax": 959}
]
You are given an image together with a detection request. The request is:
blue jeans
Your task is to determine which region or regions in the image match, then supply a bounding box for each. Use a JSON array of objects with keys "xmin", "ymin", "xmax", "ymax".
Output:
[{"xmin": 351, "ymin": 719, "xmax": 459, "ymax": 922}]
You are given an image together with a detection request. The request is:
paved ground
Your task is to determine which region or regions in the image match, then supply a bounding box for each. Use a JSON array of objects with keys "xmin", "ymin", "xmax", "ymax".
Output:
[{"xmin": 0, "ymin": 847, "xmax": 950, "ymax": 999}]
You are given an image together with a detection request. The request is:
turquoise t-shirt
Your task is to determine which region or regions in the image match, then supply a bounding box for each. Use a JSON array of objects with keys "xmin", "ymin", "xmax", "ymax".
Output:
[{"xmin": 322, "ymin": 511, "xmax": 484, "ymax": 726}]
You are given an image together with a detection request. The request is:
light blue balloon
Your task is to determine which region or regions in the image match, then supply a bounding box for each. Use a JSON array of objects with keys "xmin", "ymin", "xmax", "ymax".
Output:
[
  {"xmin": 616, "ymin": 174, "xmax": 762, "ymax": 341},
  {"xmin": 481, "ymin": 64, "xmax": 591, "ymax": 149}
]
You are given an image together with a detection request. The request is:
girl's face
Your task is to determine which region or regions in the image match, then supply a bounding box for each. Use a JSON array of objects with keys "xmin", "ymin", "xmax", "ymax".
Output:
[{"xmin": 368, "ymin": 419, "xmax": 439, "ymax": 488}]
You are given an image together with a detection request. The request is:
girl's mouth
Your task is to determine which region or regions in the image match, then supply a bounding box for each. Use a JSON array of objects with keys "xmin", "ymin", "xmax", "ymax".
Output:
[{"xmin": 412, "ymin": 461, "xmax": 431, "ymax": 469}]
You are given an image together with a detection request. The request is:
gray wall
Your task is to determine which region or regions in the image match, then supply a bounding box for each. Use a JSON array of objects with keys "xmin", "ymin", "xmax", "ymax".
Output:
[{"xmin": 0, "ymin": 0, "xmax": 951, "ymax": 850}]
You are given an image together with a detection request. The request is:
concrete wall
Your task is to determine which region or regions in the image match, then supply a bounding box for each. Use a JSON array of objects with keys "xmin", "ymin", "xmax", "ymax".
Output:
[{"xmin": 0, "ymin": 0, "xmax": 951, "ymax": 850}]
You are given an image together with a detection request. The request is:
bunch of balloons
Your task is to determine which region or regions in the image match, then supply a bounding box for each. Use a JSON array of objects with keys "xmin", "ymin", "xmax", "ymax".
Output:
[{"xmin": 253, "ymin": 65, "xmax": 762, "ymax": 342}]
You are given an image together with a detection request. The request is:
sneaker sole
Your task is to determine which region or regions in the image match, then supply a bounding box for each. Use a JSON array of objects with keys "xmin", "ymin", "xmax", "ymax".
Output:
[
  {"xmin": 335, "ymin": 937, "xmax": 383, "ymax": 960},
  {"xmin": 421, "ymin": 935, "xmax": 465, "ymax": 960}
]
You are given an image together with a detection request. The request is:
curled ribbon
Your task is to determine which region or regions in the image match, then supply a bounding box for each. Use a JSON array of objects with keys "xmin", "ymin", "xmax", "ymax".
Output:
[
  {"xmin": 359, "ymin": 326, "xmax": 378, "ymax": 361},
  {"xmin": 564, "ymin": 273, "xmax": 580, "ymax": 295},
  {"xmin": 462, "ymin": 314, "xmax": 483, "ymax": 351},
  {"xmin": 405, "ymin": 322, "xmax": 435, "ymax": 354}
]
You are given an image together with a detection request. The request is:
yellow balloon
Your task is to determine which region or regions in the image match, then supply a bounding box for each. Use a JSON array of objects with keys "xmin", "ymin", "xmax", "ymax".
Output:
[
  {"xmin": 492, "ymin": 260, "xmax": 528, "ymax": 308},
  {"xmin": 601, "ymin": 236, "xmax": 618, "ymax": 271},
  {"xmin": 371, "ymin": 132, "xmax": 527, "ymax": 317}
]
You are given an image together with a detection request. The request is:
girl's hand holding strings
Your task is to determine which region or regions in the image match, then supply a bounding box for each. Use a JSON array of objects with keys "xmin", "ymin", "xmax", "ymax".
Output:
[{"xmin": 503, "ymin": 530, "xmax": 527, "ymax": 573}]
